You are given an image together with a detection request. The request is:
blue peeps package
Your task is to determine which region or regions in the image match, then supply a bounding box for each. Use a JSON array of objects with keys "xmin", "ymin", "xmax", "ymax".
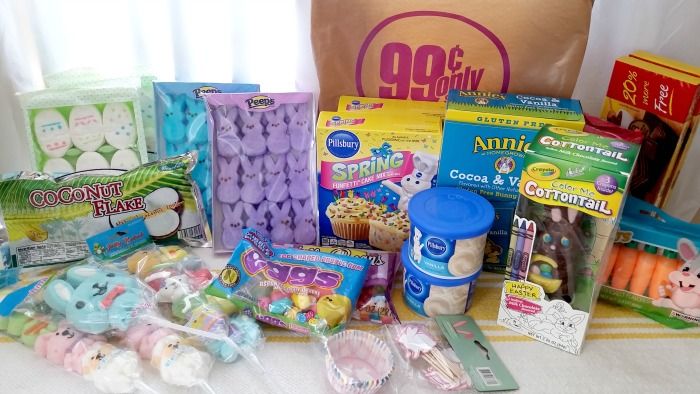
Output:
[
  {"xmin": 154, "ymin": 82, "xmax": 259, "ymax": 223},
  {"xmin": 206, "ymin": 229, "xmax": 370, "ymax": 335}
]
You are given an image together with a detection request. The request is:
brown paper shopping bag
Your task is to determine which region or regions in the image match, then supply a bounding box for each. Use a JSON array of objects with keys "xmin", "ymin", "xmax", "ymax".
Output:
[{"xmin": 312, "ymin": 0, "xmax": 592, "ymax": 110}]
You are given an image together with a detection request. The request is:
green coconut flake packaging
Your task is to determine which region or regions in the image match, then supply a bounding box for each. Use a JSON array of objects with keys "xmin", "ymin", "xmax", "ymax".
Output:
[
  {"xmin": 20, "ymin": 86, "xmax": 149, "ymax": 174},
  {"xmin": 0, "ymin": 154, "xmax": 210, "ymax": 268}
]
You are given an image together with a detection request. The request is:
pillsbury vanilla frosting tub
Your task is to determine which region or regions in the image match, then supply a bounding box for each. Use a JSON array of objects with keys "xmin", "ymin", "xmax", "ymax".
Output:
[{"xmin": 407, "ymin": 187, "xmax": 494, "ymax": 279}]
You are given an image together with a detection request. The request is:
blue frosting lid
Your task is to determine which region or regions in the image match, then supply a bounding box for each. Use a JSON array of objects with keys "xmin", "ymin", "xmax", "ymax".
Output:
[
  {"xmin": 401, "ymin": 242, "xmax": 481, "ymax": 286},
  {"xmin": 408, "ymin": 187, "xmax": 495, "ymax": 239}
]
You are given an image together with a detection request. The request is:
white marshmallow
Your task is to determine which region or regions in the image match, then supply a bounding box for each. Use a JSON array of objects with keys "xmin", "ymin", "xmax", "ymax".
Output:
[
  {"xmin": 152, "ymin": 335, "xmax": 213, "ymax": 387},
  {"xmin": 103, "ymin": 103, "xmax": 137, "ymax": 149},
  {"xmin": 76, "ymin": 151, "xmax": 110, "ymax": 171},
  {"xmin": 34, "ymin": 109, "xmax": 72, "ymax": 158},
  {"xmin": 69, "ymin": 105, "xmax": 104, "ymax": 152},
  {"xmin": 110, "ymin": 149, "xmax": 141, "ymax": 170},
  {"xmin": 43, "ymin": 158, "xmax": 74, "ymax": 174}
]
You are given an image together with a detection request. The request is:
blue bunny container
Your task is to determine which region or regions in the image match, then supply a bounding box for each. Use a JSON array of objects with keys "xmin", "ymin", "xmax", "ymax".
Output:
[{"xmin": 407, "ymin": 187, "xmax": 494, "ymax": 279}]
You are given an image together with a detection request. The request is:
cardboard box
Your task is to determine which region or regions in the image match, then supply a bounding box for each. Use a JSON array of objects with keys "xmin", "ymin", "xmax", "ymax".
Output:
[
  {"xmin": 316, "ymin": 112, "xmax": 442, "ymax": 251},
  {"xmin": 497, "ymin": 126, "xmax": 640, "ymax": 355},
  {"xmin": 436, "ymin": 90, "xmax": 584, "ymax": 273},
  {"xmin": 336, "ymin": 96, "xmax": 445, "ymax": 118},
  {"xmin": 601, "ymin": 55, "xmax": 700, "ymax": 208}
]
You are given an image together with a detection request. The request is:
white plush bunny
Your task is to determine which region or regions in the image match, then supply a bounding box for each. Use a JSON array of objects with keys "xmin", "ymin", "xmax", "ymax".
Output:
[
  {"xmin": 264, "ymin": 108, "xmax": 290, "ymax": 155},
  {"xmin": 292, "ymin": 199, "xmax": 316, "ymax": 245},
  {"xmin": 217, "ymin": 156, "xmax": 240, "ymax": 204},
  {"xmin": 238, "ymin": 108, "xmax": 266, "ymax": 156},
  {"xmin": 381, "ymin": 151, "xmax": 439, "ymax": 211},
  {"xmin": 240, "ymin": 156, "xmax": 265, "ymax": 204},
  {"xmin": 244, "ymin": 202, "xmax": 269, "ymax": 237},
  {"xmin": 264, "ymin": 154, "xmax": 289, "ymax": 202},
  {"xmin": 269, "ymin": 200, "xmax": 294, "ymax": 244},
  {"xmin": 221, "ymin": 202, "xmax": 245, "ymax": 249}
]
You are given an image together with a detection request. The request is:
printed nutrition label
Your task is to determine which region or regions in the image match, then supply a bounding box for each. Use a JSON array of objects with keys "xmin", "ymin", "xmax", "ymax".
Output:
[{"xmin": 16, "ymin": 241, "xmax": 89, "ymax": 266}]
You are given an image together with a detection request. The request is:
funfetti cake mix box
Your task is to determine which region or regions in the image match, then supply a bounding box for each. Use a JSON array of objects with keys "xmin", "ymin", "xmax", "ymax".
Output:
[
  {"xmin": 337, "ymin": 96, "xmax": 445, "ymax": 119},
  {"xmin": 437, "ymin": 90, "xmax": 584, "ymax": 273},
  {"xmin": 316, "ymin": 112, "xmax": 442, "ymax": 252}
]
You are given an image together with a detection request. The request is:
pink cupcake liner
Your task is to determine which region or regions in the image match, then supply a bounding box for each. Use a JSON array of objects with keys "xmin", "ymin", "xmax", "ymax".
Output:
[{"xmin": 324, "ymin": 330, "xmax": 393, "ymax": 394}]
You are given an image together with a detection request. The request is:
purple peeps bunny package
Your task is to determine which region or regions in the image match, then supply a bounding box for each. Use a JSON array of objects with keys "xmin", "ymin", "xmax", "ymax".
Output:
[
  {"xmin": 205, "ymin": 92, "xmax": 317, "ymax": 252},
  {"xmin": 153, "ymin": 82, "xmax": 259, "ymax": 224}
]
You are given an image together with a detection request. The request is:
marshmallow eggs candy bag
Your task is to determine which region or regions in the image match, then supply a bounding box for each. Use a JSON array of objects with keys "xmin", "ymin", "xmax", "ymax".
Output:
[{"xmin": 20, "ymin": 86, "xmax": 148, "ymax": 174}]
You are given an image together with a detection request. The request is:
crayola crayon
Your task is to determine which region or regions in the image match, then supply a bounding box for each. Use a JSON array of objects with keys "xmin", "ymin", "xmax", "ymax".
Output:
[
  {"xmin": 611, "ymin": 241, "xmax": 639, "ymax": 289},
  {"xmin": 505, "ymin": 217, "xmax": 519, "ymax": 279},
  {"xmin": 648, "ymin": 249, "xmax": 680, "ymax": 299},
  {"xmin": 629, "ymin": 244, "xmax": 658, "ymax": 295},
  {"xmin": 510, "ymin": 221, "xmax": 527, "ymax": 280},
  {"xmin": 518, "ymin": 221, "xmax": 535, "ymax": 280}
]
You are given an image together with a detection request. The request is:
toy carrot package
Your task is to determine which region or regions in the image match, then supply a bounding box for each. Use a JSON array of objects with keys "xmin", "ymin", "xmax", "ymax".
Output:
[
  {"xmin": 497, "ymin": 126, "xmax": 640, "ymax": 354},
  {"xmin": 599, "ymin": 197, "xmax": 700, "ymax": 328}
]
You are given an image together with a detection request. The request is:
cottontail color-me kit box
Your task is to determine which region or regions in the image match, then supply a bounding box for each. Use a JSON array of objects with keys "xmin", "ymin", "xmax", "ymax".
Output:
[
  {"xmin": 437, "ymin": 90, "xmax": 584, "ymax": 273},
  {"xmin": 497, "ymin": 126, "xmax": 640, "ymax": 355},
  {"xmin": 316, "ymin": 112, "xmax": 442, "ymax": 252},
  {"xmin": 599, "ymin": 197, "xmax": 700, "ymax": 328},
  {"xmin": 601, "ymin": 55, "xmax": 700, "ymax": 209}
]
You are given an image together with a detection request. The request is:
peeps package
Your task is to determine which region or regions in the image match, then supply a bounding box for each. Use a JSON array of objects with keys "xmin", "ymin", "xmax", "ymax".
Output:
[
  {"xmin": 437, "ymin": 90, "xmax": 585, "ymax": 273},
  {"xmin": 0, "ymin": 154, "xmax": 210, "ymax": 268},
  {"xmin": 205, "ymin": 92, "xmax": 317, "ymax": 253},
  {"xmin": 599, "ymin": 197, "xmax": 700, "ymax": 328},
  {"xmin": 20, "ymin": 87, "xmax": 149, "ymax": 175},
  {"xmin": 317, "ymin": 112, "xmax": 442, "ymax": 252},
  {"xmin": 497, "ymin": 126, "xmax": 640, "ymax": 355},
  {"xmin": 154, "ymin": 82, "xmax": 260, "ymax": 223},
  {"xmin": 337, "ymin": 96, "xmax": 445, "ymax": 118},
  {"xmin": 207, "ymin": 229, "xmax": 370, "ymax": 335}
]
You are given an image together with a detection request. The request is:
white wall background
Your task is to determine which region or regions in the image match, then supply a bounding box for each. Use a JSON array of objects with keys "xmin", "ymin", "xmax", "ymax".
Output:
[{"xmin": 1, "ymin": 0, "xmax": 699, "ymax": 218}]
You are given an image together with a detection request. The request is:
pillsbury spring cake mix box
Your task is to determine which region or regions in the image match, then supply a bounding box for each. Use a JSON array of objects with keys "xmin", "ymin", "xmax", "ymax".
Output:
[
  {"xmin": 316, "ymin": 112, "xmax": 442, "ymax": 252},
  {"xmin": 436, "ymin": 90, "xmax": 584, "ymax": 273}
]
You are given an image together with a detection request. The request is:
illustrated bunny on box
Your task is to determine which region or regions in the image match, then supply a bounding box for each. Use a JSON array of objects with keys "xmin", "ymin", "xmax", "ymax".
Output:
[
  {"xmin": 264, "ymin": 108, "xmax": 290, "ymax": 155},
  {"xmin": 269, "ymin": 200, "xmax": 293, "ymax": 244},
  {"xmin": 244, "ymin": 202, "xmax": 269, "ymax": 237},
  {"xmin": 163, "ymin": 94, "xmax": 188, "ymax": 155},
  {"xmin": 292, "ymin": 199, "xmax": 316, "ymax": 245},
  {"xmin": 238, "ymin": 107, "xmax": 266, "ymax": 156},
  {"xmin": 286, "ymin": 103, "xmax": 311, "ymax": 152},
  {"xmin": 43, "ymin": 265, "xmax": 142, "ymax": 334},
  {"xmin": 653, "ymin": 238, "xmax": 700, "ymax": 317},
  {"xmin": 215, "ymin": 106, "xmax": 241, "ymax": 158},
  {"xmin": 287, "ymin": 151, "xmax": 311, "ymax": 200},
  {"xmin": 217, "ymin": 156, "xmax": 240, "ymax": 204},
  {"xmin": 264, "ymin": 154, "xmax": 289, "ymax": 202},
  {"xmin": 240, "ymin": 156, "xmax": 265, "ymax": 204},
  {"xmin": 221, "ymin": 201, "xmax": 245, "ymax": 249},
  {"xmin": 527, "ymin": 302, "xmax": 584, "ymax": 353},
  {"xmin": 381, "ymin": 151, "xmax": 439, "ymax": 211}
]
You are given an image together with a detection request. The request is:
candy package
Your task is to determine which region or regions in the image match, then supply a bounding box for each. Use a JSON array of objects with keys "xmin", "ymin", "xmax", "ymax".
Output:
[
  {"xmin": 204, "ymin": 92, "xmax": 317, "ymax": 252},
  {"xmin": 42, "ymin": 68, "xmax": 158, "ymax": 161},
  {"xmin": 292, "ymin": 245, "xmax": 400, "ymax": 324},
  {"xmin": 20, "ymin": 87, "xmax": 149, "ymax": 174},
  {"xmin": 154, "ymin": 82, "xmax": 260, "ymax": 223},
  {"xmin": 207, "ymin": 229, "xmax": 370, "ymax": 335},
  {"xmin": 0, "ymin": 154, "xmax": 210, "ymax": 268}
]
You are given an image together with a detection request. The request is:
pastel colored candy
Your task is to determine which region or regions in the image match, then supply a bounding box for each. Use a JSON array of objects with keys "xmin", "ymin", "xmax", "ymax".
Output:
[
  {"xmin": 316, "ymin": 294, "xmax": 352, "ymax": 328},
  {"xmin": 269, "ymin": 298, "xmax": 293, "ymax": 314}
]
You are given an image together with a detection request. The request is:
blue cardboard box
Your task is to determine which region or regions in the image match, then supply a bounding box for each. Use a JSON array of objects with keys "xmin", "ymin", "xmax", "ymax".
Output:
[{"xmin": 436, "ymin": 90, "xmax": 584, "ymax": 273}]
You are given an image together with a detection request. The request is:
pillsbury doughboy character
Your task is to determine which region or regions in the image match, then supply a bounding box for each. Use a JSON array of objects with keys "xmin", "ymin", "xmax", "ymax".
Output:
[{"xmin": 381, "ymin": 151, "xmax": 438, "ymax": 211}]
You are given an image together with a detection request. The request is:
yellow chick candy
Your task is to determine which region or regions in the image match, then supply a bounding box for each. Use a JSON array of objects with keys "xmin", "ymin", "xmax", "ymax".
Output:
[
  {"xmin": 126, "ymin": 250, "xmax": 162, "ymax": 277},
  {"xmin": 291, "ymin": 294, "xmax": 315, "ymax": 311},
  {"xmin": 316, "ymin": 294, "xmax": 352, "ymax": 328},
  {"xmin": 285, "ymin": 307, "xmax": 299, "ymax": 319}
]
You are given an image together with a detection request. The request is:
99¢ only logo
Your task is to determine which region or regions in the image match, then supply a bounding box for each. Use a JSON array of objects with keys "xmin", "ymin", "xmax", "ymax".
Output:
[{"xmin": 356, "ymin": 11, "xmax": 510, "ymax": 101}]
